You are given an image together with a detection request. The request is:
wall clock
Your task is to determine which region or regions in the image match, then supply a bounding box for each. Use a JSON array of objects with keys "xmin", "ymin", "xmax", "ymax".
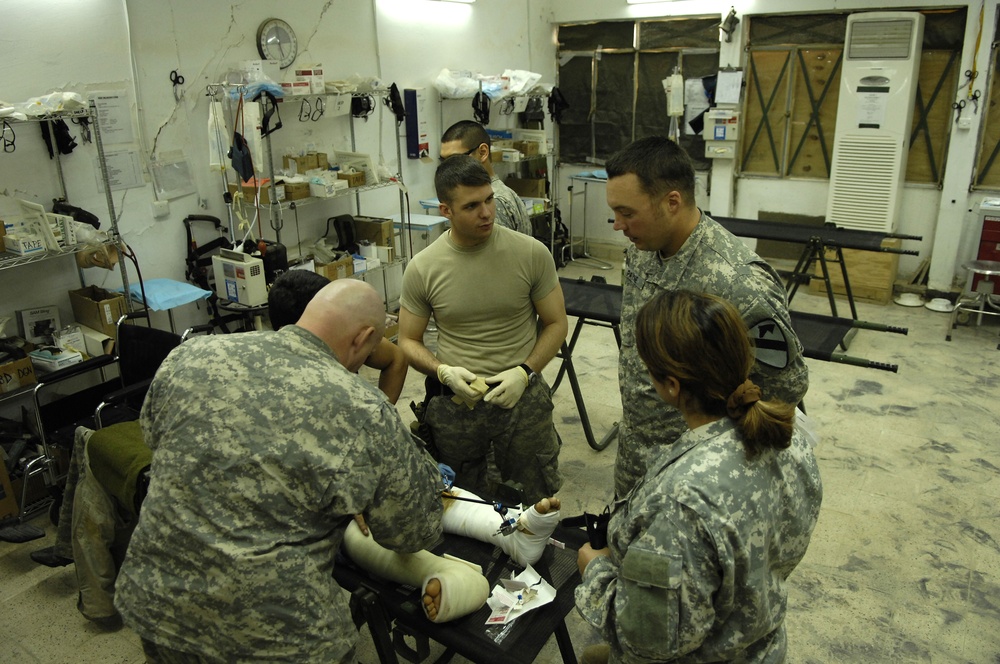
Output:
[{"xmin": 257, "ymin": 18, "xmax": 298, "ymax": 69}]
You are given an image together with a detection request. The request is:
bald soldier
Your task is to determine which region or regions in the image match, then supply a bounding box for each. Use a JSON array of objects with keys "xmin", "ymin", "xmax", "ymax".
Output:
[{"xmin": 115, "ymin": 280, "xmax": 443, "ymax": 663}]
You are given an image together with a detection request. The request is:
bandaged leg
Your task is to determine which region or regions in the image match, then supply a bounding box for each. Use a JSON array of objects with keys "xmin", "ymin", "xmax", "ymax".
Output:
[
  {"xmin": 342, "ymin": 520, "xmax": 489, "ymax": 623},
  {"xmin": 442, "ymin": 489, "xmax": 561, "ymax": 567}
]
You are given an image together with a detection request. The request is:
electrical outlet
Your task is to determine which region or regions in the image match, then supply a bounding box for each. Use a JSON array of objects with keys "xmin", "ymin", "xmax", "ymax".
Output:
[
  {"xmin": 152, "ymin": 200, "xmax": 169, "ymax": 219},
  {"xmin": 958, "ymin": 116, "xmax": 973, "ymax": 130}
]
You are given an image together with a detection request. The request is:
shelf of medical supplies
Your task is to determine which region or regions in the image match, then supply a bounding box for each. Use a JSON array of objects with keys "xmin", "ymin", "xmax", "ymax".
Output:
[
  {"xmin": 211, "ymin": 83, "xmax": 407, "ymax": 261},
  {"xmin": 273, "ymin": 180, "xmax": 401, "ymax": 211},
  {"xmin": 1, "ymin": 102, "xmax": 131, "ymax": 292},
  {"xmin": 0, "ymin": 240, "xmax": 116, "ymax": 273},
  {"xmin": 5, "ymin": 108, "xmax": 91, "ymax": 123}
]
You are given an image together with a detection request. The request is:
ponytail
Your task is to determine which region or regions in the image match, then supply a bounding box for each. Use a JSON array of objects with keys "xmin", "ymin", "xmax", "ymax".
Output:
[{"xmin": 728, "ymin": 379, "xmax": 795, "ymax": 458}]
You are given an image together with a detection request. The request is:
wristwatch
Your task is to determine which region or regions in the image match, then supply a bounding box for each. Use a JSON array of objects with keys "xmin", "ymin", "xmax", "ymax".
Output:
[{"xmin": 518, "ymin": 363, "xmax": 537, "ymax": 384}]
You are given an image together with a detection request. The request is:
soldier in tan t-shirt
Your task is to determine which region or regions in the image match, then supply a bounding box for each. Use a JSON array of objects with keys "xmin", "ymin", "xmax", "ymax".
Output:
[{"xmin": 399, "ymin": 156, "xmax": 568, "ymax": 504}]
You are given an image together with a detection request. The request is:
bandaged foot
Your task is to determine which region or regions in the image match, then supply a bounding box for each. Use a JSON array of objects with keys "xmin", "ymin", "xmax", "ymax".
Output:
[
  {"xmin": 442, "ymin": 489, "xmax": 561, "ymax": 567},
  {"xmin": 342, "ymin": 520, "xmax": 489, "ymax": 623}
]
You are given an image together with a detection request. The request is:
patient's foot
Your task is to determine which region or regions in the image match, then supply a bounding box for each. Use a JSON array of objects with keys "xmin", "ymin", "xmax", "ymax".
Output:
[
  {"xmin": 504, "ymin": 497, "xmax": 561, "ymax": 566},
  {"xmin": 422, "ymin": 577, "xmax": 442, "ymax": 621}
]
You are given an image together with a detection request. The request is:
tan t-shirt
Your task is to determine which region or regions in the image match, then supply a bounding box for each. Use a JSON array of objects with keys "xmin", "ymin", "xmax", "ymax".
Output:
[{"xmin": 400, "ymin": 225, "xmax": 558, "ymax": 375}]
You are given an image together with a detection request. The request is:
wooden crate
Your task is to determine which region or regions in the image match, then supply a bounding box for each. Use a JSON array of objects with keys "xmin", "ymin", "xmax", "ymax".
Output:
[{"xmin": 809, "ymin": 238, "xmax": 901, "ymax": 305}]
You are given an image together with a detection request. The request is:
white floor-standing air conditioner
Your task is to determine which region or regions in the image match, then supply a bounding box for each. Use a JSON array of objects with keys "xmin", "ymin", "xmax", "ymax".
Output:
[{"xmin": 825, "ymin": 12, "xmax": 925, "ymax": 233}]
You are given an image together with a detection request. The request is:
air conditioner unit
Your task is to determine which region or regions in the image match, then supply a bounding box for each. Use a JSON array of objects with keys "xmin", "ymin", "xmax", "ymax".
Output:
[
  {"xmin": 825, "ymin": 12, "xmax": 925, "ymax": 233},
  {"xmin": 212, "ymin": 249, "xmax": 268, "ymax": 307}
]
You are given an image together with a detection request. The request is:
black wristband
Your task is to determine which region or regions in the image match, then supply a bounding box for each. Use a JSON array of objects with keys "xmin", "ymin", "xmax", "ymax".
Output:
[{"xmin": 518, "ymin": 363, "xmax": 535, "ymax": 379}]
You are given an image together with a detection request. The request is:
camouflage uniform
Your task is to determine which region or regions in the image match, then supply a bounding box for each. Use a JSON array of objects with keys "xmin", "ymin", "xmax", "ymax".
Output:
[
  {"xmin": 425, "ymin": 379, "xmax": 560, "ymax": 505},
  {"xmin": 616, "ymin": 213, "xmax": 809, "ymax": 497},
  {"xmin": 492, "ymin": 175, "xmax": 533, "ymax": 235},
  {"xmin": 115, "ymin": 326, "xmax": 443, "ymax": 663},
  {"xmin": 576, "ymin": 418, "xmax": 822, "ymax": 663}
]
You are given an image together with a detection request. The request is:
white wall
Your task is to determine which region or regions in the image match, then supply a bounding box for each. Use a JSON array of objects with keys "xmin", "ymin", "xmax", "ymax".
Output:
[
  {"xmin": 0, "ymin": 0, "xmax": 557, "ymax": 334},
  {"xmin": 550, "ymin": 0, "xmax": 998, "ymax": 292}
]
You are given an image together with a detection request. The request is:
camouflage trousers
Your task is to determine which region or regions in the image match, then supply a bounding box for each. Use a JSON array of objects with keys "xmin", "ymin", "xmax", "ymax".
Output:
[
  {"xmin": 141, "ymin": 639, "xmax": 356, "ymax": 663},
  {"xmin": 425, "ymin": 378, "xmax": 562, "ymax": 505},
  {"xmin": 72, "ymin": 450, "xmax": 137, "ymax": 621},
  {"xmin": 50, "ymin": 426, "xmax": 92, "ymax": 560}
]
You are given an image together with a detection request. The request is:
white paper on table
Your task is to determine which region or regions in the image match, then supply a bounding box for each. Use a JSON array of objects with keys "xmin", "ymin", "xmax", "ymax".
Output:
[{"xmin": 484, "ymin": 564, "xmax": 556, "ymax": 625}]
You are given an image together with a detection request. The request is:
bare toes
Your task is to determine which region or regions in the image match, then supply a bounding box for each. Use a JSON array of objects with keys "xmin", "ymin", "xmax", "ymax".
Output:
[{"xmin": 535, "ymin": 497, "xmax": 559, "ymax": 514}]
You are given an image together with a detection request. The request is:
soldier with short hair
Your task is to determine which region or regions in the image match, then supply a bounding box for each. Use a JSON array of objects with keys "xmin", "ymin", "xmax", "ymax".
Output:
[
  {"xmin": 440, "ymin": 120, "xmax": 533, "ymax": 236},
  {"xmin": 398, "ymin": 156, "xmax": 568, "ymax": 505},
  {"xmin": 606, "ymin": 136, "xmax": 809, "ymax": 498}
]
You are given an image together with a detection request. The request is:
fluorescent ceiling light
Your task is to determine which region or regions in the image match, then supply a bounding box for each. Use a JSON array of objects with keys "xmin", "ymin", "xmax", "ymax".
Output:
[
  {"xmin": 434, "ymin": 0, "xmax": 475, "ymax": 3},
  {"xmin": 626, "ymin": 0, "xmax": 681, "ymax": 3}
]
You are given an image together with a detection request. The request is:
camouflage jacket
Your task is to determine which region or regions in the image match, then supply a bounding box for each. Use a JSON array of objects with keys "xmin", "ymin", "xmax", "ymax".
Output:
[
  {"xmin": 492, "ymin": 175, "xmax": 533, "ymax": 235},
  {"xmin": 616, "ymin": 213, "xmax": 809, "ymax": 497},
  {"xmin": 576, "ymin": 418, "xmax": 822, "ymax": 663},
  {"xmin": 115, "ymin": 326, "xmax": 443, "ymax": 663}
]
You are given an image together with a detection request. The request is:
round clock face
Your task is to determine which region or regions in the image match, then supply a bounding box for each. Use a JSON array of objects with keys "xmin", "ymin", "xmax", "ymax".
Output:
[{"xmin": 257, "ymin": 18, "xmax": 298, "ymax": 69}]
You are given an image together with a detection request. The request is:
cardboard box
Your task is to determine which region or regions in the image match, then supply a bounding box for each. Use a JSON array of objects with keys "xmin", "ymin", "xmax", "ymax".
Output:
[
  {"xmin": 69, "ymin": 286, "xmax": 126, "ymax": 339},
  {"xmin": 513, "ymin": 140, "xmax": 540, "ymax": 156},
  {"xmin": 17, "ymin": 305, "xmax": 61, "ymax": 344},
  {"xmin": 283, "ymin": 182, "xmax": 311, "ymax": 200},
  {"xmin": 505, "ymin": 177, "xmax": 547, "ymax": 199},
  {"xmin": 0, "ymin": 355, "xmax": 36, "ymax": 394},
  {"xmin": 809, "ymin": 239, "xmax": 901, "ymax": 305},
  {"xmin": 338, "ymin": 171, "xmax": 366, "ymax": 187},
  {"xmin": 5, "ymin": 233, "xmax": 46, "ymax": 256},
  {"xmin": 79, "ymin": 324, "xmax": 115, "ymax": 357},
  {"xmin": 315, "ymin": 254, "xmax": 354, "ymax": 281},
  {"xmin": 283, "ymin": 153, "xmax": 319, "ymax": 173},
  {"xmin": 353, "ymin": 216, "xmax": 394, "ymax": 247},
  {"xmin": 309, "ymin": 152, "xmax": 330, "ymax": 170},
  {"xmin": 227, "ymin": 180, "xmax": 283, "ymax": 205}
]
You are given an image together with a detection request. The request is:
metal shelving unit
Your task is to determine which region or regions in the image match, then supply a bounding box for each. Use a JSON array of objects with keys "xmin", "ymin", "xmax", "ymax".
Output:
[
  {"xmin": 0, "ymin": 102, "xmax": 131, "ymax": 293},
  {"xmin": 208, "ymin": 85, "xmax": 407, "ymax": 257}
]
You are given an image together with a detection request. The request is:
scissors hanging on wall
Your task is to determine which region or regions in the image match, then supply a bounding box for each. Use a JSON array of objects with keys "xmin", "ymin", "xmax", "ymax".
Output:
[
  {"xmin": 170, "ymin": 69, "xmax": 185, "ymax": 102},
  {"xmin": 953, "ymin": 98, "xmax": 966, "ymax": 123}
]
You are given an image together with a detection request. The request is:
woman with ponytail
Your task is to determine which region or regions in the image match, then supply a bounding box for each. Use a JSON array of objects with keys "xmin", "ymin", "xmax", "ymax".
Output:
[{"xmin": 575, "ymin": 290, "xmax": 822, "ymax": 664}]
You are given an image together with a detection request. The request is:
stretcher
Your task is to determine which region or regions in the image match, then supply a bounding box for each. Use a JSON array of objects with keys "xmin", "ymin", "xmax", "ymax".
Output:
[
  {"xmin": 553, "ymin": 278, "xmax": 908, "ymax": 452},
  {"xmin": 713, "ymin": 215, "xmax": 921, "ymax": 320},
  {"xmin": 334, "ymin": 524, "xmax": 586, "ymax": 664}
]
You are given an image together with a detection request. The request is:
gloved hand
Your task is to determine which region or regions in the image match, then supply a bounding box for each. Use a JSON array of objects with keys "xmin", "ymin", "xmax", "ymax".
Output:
[
  {"xmin": 483, "ymin": 366, "xmax": 530, "ymax": 409},
  {"xmin": 436, "ymin": 364, "xmax": 481, "ymax": 400}
]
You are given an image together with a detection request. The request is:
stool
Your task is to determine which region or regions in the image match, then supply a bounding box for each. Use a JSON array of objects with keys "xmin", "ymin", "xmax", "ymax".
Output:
[{"xmin": 946, "ymin": 260, "xmax": 1000, "ymax": 349}]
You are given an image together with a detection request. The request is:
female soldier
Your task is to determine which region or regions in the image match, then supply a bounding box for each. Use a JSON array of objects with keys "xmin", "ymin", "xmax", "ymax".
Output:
[{"xmin": 576, "ymin": 290, "xmax": 822, "ymax": 663}]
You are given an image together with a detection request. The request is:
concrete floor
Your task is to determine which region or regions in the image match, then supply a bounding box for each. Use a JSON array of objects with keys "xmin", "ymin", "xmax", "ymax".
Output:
[{"xmin": 2, "ymin": 255, "xmax": 1000, "ymax": 663}]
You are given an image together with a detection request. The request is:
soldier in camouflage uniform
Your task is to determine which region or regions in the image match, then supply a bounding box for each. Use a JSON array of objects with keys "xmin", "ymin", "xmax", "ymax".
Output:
[
  {"xmin": 399, "ymin": 156, "xmax": 568, "ymax": 505},
  {"xmin": 441, "ymin": 120, "xmax": 533, "ymax": 235},
  {"xmin": 607, "ymin": 136, "xmax": 808, "ymax": 497},
  {"xmin": 576, "ymin": 290, "xmax": 822, "ymax": 663},
  {"xmin": 115, "ymin": 280, "xmax": 444, "ymax": 663}
]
